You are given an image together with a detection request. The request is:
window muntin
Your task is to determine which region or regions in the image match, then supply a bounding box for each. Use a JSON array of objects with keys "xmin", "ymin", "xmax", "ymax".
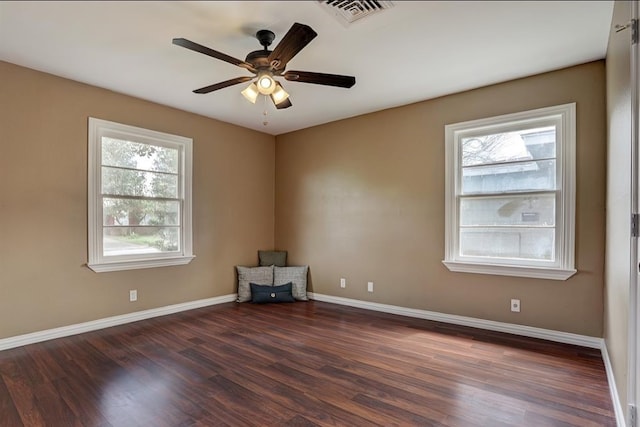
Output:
[
  {"xmin": 88, "ymin": 118, "xmax": 194, "ymax": 272},
  {"xmin": 443, "ymin": 104, "xmax": 576, "ymax": 280}
]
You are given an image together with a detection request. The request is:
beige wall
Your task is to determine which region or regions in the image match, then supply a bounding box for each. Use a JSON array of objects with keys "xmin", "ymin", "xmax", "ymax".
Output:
[
  {"xmin": 605, "ymin": 0, "xmax": 632, "ymax": 417},
  {"xmin": 0, "ymin": 61, "xmax": 275, "ymax": 339},
  {"xmin": 275, "ymin": 61, "xmax": 606, "ymax": 337},
  {"xmin": 0, "ymin": 58, "xmax": 609, "ymax": 343}
]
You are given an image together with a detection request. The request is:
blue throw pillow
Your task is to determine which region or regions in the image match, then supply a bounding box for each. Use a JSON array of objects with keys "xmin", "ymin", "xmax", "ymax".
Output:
[{"xmin": 250, "ymin": 282, "xmax": 295, "ymax": 304}]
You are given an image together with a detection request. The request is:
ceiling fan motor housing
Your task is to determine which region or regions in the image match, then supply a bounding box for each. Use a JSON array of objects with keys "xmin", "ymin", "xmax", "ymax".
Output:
[
  {"xmin": 246, "ymin": 30, "xmax": 278, "ymax": 70},
  {"xmin": 245, "ymin": 49, "xmax": 273, "ymax": 69}
]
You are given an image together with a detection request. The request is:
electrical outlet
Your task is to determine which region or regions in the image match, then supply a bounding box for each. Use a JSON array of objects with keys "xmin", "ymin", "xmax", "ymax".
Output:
[
  {"xmin": 510, "ymin": 298, "xmax": 520, "ymax": 312},
  {"xmin": 340, "ymin": 278, "xmax": 346, "ymax": 288},
  {"xmin": 129, "ymin": 289, "xmax": 138, "ymax": 302},
  {"xmin": 367, "ymin": 281, "xmax": 374, "ymax": 293}
]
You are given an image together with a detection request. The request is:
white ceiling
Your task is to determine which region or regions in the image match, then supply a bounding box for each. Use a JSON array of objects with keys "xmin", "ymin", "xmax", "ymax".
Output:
[{"xmin": 0, "ymin": 1, "xmax": 614, "ymax": 136}]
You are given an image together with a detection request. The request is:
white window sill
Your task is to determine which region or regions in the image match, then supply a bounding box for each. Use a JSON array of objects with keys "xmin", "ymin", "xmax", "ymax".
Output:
[
  {"xmin": 442, "ymin": 260, "xmax": 576, "ymax": 281},
  {"xmin": 88, "ymin": 255, "xmax": 196, "ymax": 273}
]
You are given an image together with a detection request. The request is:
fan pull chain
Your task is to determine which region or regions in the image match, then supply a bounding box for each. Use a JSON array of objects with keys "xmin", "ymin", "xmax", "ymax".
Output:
[{"xmin": 262, "ymin": 95, "xmax": 269, "ymax": 126}]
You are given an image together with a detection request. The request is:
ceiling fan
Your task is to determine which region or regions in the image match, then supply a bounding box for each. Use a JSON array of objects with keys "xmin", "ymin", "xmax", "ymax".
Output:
[{"xmin": 172, "ymin": 23, "xmax": 356, "ymax": 110}]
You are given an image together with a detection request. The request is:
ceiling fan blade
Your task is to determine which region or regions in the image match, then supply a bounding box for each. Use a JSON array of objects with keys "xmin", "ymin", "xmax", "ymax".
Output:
[
  {"xmin": 274, "ymin": 97, "xmax": 292, "ymax": 110},
  {"xmin": 173, "ymin": 38, "xmax": 256, "ymax": 72},
  {"xmin": 283, "ymin": 70, "xmax": 356, "ymax": 88},
  {"xmin": 193, "ymin": 76, "xmax": 253, "ymax": 94},
  {"xmin": 267, "ymin": 23, "xmax": 317, "ymax": 70}
]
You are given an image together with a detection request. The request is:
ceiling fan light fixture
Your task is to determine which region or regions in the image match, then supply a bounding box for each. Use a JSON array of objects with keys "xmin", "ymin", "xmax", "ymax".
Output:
[
  {"xmin": 270, "ymin": 82, "xmax": 290, "ymax": 105},
  {"xmin": 256, "ymin": 72, "xmax": 275, "ymax": 95},
  {"xmin": 241, "ymin": 82, "xmax": 259, "ymax": 103}
]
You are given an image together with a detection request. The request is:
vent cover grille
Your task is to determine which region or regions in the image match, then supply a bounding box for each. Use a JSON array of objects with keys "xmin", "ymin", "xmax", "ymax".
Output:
[{"xmin": 317, "ymin": 0, "xmax": 394, "ymax": 25}]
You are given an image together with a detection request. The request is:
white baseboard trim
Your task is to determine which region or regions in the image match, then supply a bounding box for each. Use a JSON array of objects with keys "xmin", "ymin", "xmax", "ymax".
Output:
[
  {"xmin": 308, "ymin": 292, "xmax": 602, "ymax": 348},
  {"xmin": 0, "ymin": 294, "xmax": 237, "ymax": 351},
  {"xmin": 601, "ymin": 342, "xmax": 627, "ymax": 427}
]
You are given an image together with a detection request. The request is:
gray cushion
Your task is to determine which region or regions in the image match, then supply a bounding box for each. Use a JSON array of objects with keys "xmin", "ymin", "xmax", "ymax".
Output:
[
  {"xmin": 274, "ymin": 266, "xmax": 309, "ymax": 301},
  {"xmin": 236, "ymin": 266, "xmax": 273, "ymax": 303},
  {"xmin": 258, "ymin": 250, "xmax": 287, "ymax": 267}
]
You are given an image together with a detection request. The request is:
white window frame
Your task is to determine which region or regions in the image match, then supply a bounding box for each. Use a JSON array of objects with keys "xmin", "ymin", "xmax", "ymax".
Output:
[
  {"xmin": 443, "ymin": 103, "xmax": 576, "ymax": 280},
  {"xmin": 87, "ymin": 118, "xmax": 195, "ymax": 272}
]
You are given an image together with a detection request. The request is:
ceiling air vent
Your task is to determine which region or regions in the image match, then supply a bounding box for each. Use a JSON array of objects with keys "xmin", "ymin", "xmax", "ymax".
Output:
[{"xmin": 317, "ymin": 0, "xmax": 394, "ymax": 25}]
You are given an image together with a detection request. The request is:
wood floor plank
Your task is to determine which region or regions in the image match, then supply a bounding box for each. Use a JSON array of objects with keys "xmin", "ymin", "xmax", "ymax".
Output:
[
  {"xmin": 0, "ymin": 375, "xmax": 23, "ymax": 427},
  {"xmin": 32, "ymin": 380, "xmax": 78, "ymax": 427},
  {"xmin": 221, "ymin": 362, "xmax": 376, "ymax": 426},
  {"xmin": 3, "ymin": 375, "xmax": 47, "ymax": 427},
  {"xmin": 0, "ymin": 301, "xmax": 616, "ymax": 427},
  {"xmin": 207, "ymin": 374, "xmax": 290, "ymax": 426},
  {"xmin": 50, "ymin": 371, "xmax": 113, "ymax": 426}
]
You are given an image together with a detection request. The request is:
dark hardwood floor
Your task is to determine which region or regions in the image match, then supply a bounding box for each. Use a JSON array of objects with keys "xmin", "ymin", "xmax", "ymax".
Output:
[{"xmin": 0, "ymin": 301, "xmax": 615, "ymax": 426}]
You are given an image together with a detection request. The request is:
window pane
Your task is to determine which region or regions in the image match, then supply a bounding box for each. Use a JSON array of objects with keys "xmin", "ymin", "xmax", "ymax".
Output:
[
  {"xmin": 461, "ymin": 126, "xmax": 555, "ymax": 167},
  {"xmin": 460, "ymin": 194, "xmax": 555, "ymax": 226},
  {"xmin": 462, "ymin": 159, "xmax": 555, "ymax": 194},
  {"xmin": 460, "ymin": 228, "xmax": 554, "ymax": 261},
  {"xmin": 103, "ymin": 198, "xmax": 180, "ymax": 226},
  {"xmin": 103, "ymin": 226, "xmax": 180, "ymax": 255},
  {"xmin": 102, "ymin": 137, "xmax": 178, "ymax": 173},
  {"xmin": 102, "ymin": 166, "xmax": 178, "ymax": 198}
]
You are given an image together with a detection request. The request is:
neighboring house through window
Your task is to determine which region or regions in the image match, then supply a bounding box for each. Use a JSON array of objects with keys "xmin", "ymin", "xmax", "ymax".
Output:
[
  {"xmin": 88, "ymin": 118, "xmax": 194, "ymax": 272},
  {"xmin": 443, "ymin": 103, "xmax": 576, "ymax": 280}
]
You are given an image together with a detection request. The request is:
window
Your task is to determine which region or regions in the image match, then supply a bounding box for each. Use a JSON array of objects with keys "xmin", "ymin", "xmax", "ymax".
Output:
[
  {"xmin": 443, "ymin": 103, "xmax": 576, "ymax": 280},
  {"xmin": 88, "ymin": 118, "xmax": 194, "ymax": 272}
]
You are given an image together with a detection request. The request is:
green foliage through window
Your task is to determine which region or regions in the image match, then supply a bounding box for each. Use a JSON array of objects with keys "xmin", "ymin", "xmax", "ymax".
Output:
[{"xmin": 101, "ymin": 137, "xmax": 181, "ymax": 254}]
